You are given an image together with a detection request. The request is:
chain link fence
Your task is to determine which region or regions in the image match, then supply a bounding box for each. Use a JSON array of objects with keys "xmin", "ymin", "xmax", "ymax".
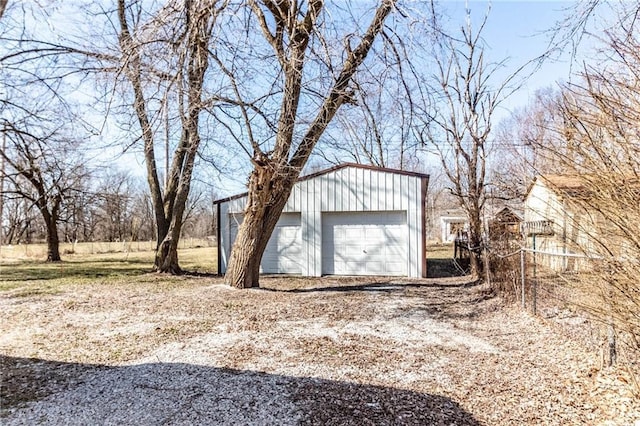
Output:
[{"xmin": 488, "ymin": 241, "xmax": 639, "ymax": 394}]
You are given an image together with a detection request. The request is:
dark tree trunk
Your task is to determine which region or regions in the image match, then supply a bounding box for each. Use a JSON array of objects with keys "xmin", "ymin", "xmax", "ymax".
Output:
[
  {"xmin": 224, "ymin": 2, "xmax": 394, "ymax": 288},
  {"xmin": 155, "ymin": 236, "xmax": 181, "ymax": 274},
  {"xmin": 118, "ymin": 0, "xmax": 211, "ymax": 274},
  {"xmin": 45, "ymin": 216, "xmax": 61, "ymax": 262},
  {"xmin": 225, "ymin": 208, "xmax": 282, "ymax": 288},
  {"xmin": 466, "ymin": 202, "xmax": 484, "ymax": 277},
  {"xmin": 154, "ymin": 161, "xmax": 196, "ymax": 274},
  {"xmin": 153, "ymin": 222, "xmax": 172, "ymax": 271}
]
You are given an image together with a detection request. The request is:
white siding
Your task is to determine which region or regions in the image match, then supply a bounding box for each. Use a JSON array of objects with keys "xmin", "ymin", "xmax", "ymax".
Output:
[
  {"xmin": 525, "ymin": 181, "xmax": 563, "ymax": 225},
  {"xmin": 524, "ymin": 179, "xmax": 591, "ymax": 271},
  {"xmin": 217, "ymin": 165, "xmax": 427, "ymax": 277}
]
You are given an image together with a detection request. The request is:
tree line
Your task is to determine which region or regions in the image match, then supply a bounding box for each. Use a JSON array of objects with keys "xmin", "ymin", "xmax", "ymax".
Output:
[{"xmin": 0, "ymin": 167, "xmax": 217, "ymax": 253}]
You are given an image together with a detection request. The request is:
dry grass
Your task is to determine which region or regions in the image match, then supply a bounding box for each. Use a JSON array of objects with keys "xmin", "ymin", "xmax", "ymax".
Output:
[
  {"xmin": 1, "ymin": 256, "xmax": 637, "ymax": 424},
  {"xmin": 0, "ymin": 238, "xmax": 214, "ymax": 262}
]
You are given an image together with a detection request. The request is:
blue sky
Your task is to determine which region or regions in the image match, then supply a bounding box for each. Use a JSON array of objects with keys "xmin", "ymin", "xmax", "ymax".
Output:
[
  {"xmin": 437, "ymin": 0, "xmax": 586, "ymax": 118},
  {"xmin": 220, "ymin": 1, "xmax": 607, "ymax": 195},
  {"xmin": 10, "ymin": 1, "xmax": 604, "ymax": 196}
]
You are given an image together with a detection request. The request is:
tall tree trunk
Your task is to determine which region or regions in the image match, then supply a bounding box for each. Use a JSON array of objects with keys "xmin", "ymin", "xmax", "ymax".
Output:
[
  {"xmin": 225, "ymin": 165, "xmax": 295, "ymax": 288},
  {"xmin": 224, "ymin": 1, "xmax": 395, "ymax": 288},
  {"xmin": 118, "ymin": 0, "xmax": 212, "ymax": 274},
  {"xmin": 153, "ymin": 0, "xmax": 209, "ymax": 273},
  {"xmin": 154, "ymin": 141, "xmax": 198, "ymax": 274},
  {"xmin": 45, "ymin": 215, "xmax": 61, "ymax": 262}
]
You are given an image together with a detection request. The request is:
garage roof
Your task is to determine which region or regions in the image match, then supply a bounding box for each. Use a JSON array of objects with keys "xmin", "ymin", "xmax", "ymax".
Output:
[{"xmin": 213, "ymin": 162, "xmax": 430, "ymax": 204}]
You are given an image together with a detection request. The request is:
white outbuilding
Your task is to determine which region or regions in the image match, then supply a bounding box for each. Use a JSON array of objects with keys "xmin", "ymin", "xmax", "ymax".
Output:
[{"xmin": 215, "ymin": 163, "xmax": 429, "ymax": 278}]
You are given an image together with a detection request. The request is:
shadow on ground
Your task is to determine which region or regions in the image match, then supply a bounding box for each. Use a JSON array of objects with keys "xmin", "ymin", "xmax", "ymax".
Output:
[
  {"xmin": 0, "ymin": 259, "xmax": 216, "ymax": 283},
  {"xmin": 1, "ymin": 355, "xmax": 480, "ymax": 425},
  {"xmin": 427, "ymin": 258, "xmax": 470, "ymax": 278},
  {"xmin": 0, "ymin": 258, "xmax": 153, "ymax": 282},
  {"xmin": 263, "ymin": 279, "xmax": 479, "ymax": 294}
]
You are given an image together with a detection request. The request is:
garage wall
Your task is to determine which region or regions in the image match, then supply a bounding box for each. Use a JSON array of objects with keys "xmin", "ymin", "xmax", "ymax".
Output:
[{"xmin": 217, "ymin": 165, "xmax": 428, "ymax": 277}]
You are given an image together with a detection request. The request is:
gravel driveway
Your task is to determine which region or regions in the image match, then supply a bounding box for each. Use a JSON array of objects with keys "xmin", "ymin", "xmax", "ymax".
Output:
[{"xmin": 1, "ymin": 276, "xmax": 637, "ymax": 424}]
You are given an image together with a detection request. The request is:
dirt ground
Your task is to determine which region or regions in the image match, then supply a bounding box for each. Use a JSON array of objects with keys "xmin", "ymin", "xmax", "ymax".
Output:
[{"xmin": 1, "ymin": 274, "xmax": 638, "ymax": 425}]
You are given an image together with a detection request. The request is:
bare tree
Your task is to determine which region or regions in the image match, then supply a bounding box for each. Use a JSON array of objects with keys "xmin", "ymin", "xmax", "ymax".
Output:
[
  {"xmin": 0, "ymin": 122, "xmax": 90, "ymax": 261},
  {"xmin": 219, "ymin": 0, "xmax": 397, "ymax": 288},
  {"xmin": 0, "ymin": 2, "xmax": 103, "ymax": 256},
  {"xmin": 1, "ymin": 188, "xmax": 40, "ymax": 245},
  {"xmin": 115, "ymin": 0, "xmax": 224, "ymax": 273},
  {"xmin": 319, "ymin": 49, "xmax": 419, "ymax": 170},
  {"xmin": 2, "ymin": 0, "xmax": 228, "ymax": 270},
  {"xmin": 416, "ymin": 5, "xmax": 522, "ymax": 276},
  {"xmin": 492, "ymin": 87, "xmax": 566, "ymax": 203},
  {"xmin": 92, "ymin": 170, "xmax": 136, "ymax": 243},
  {"xmin": 535, "ymin": 5, "xmax": 640, "ymax": 376}
]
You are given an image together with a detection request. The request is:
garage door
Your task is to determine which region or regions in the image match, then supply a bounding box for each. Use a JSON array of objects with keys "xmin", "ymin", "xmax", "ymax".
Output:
[
  {"xmin": 229, "ymin": 213, "xmax": 302, "ymax": 274},
  {"xmin": 322, "ymin": 211, "xmax": 407, "ymax": 276}
]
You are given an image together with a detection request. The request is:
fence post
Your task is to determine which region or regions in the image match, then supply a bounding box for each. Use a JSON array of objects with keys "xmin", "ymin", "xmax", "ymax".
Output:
[
  {"xmin": 532, "ymin": 251, "xmax": 537, "ymax": 316},
  {"xmin": 520, "ymin": 248, "xmax": 525, "ymax": 309}
]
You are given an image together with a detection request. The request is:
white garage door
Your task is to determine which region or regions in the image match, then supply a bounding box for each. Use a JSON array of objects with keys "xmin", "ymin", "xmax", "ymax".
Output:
[
  {"xmin": 322, "ymin": 211, "xmax": 407, "ymax": 276},
  {"xmin": 229, "ymin": 213, "xmax": 302, "ymax": 274}
]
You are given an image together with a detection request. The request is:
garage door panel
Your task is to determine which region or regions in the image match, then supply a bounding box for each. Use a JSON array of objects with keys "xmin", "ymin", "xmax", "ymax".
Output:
[
  {"xmin": 363, "ymin": 245, "xmax": 385, "ymax": 257},
  {"xmin": 385, "ymin": 244, "xmax": 405, "ymax": 255},
  {"xmin": 322, "ymin": 211, "xmax": 407, "ymax": 276},
  {"xmin": 365, "ymin": 262, "xmax": 385, "ymax": 274},
  {"xmin": 345, "ymin": 228, "xmax": 363, "ymax": 239},
  {"xmin": 365, "ymin": 229, "xmax": 384, "ymax": 240},
  {"xmin": 385, "ymin": 262, "xmax": 406, "ymax": 275},
  {"xmin": 229, "ymin": 213, "xmax": 302, "ymax": 274}
]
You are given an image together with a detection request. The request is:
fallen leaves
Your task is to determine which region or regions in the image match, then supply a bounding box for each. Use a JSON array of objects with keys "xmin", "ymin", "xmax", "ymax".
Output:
[{"xmin": 1, "ymin": 276, "xmax": 638, "ymax": 424}]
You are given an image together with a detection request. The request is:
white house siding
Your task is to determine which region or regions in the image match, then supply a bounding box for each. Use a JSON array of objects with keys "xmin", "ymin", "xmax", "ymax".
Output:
[
  {"xmin": 525, "ymin": 180, "xmax": 564, "ymax": 227},
  {"xmin": 216, "ymin": 164, "xmax": 428, "ymax": 278},
  {"xmin": 524, "ymin": 178, "xmax": 592, "ymax": 271}
]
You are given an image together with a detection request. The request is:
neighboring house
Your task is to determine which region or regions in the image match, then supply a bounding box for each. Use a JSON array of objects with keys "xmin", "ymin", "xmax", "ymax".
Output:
[
  {"xmin": 214, "ymin": 163, "xmax": 429, "ymax": 278},
  {"xmin": 523, "ymin": 175, "xmax": 597, "ymax": 271},
  {"xmin": 489, "ymin": 206, "xmax": 522, "ymax": 238},
  {"xmin": 438, "ymin": 209, "xmax": 468, "ymax": 243}
]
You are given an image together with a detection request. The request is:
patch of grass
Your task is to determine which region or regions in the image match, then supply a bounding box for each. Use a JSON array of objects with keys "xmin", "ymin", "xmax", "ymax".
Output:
[
  {"xmin": 177, "ymin": 247, "xmax": 217, "ymax": 274},
  {"xmin": 0, "ymin": 239, "xmax": 214, "ymax": 261},
  {"xmin": 0, "ymin": 247, "xmax": 218, "ymax": 292},
  {"xmin": 426, "ymin": 244, "xmax": 454, "ymax": 259},
  {"xmin": 0, "ymin": 257, "xmax": 151, "ymax": 287},
  {"xmin": 426, "ymin": 244, "xmax": 467, "ymax": 278}
]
